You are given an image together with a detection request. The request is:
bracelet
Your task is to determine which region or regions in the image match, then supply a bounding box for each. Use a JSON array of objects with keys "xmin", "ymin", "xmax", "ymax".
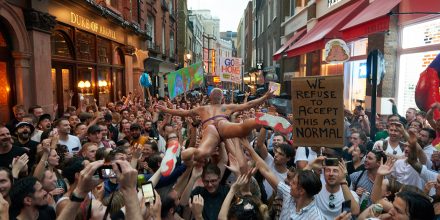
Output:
[{"xmin": 70, "ymin": 192, "xmax": 85, "ymax": 202}]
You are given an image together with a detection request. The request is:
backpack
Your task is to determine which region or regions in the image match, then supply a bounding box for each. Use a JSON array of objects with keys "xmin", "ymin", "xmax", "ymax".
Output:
[{"xmin": 381, "ymin": 139, "xmax": 405, "ymax": 152}]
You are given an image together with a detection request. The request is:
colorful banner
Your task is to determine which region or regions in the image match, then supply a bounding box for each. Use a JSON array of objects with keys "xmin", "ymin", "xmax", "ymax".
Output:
[
  {"xmin": 167, "ymin": 62, "xmax": 204, "ymax": 99},
  {"xmin": 219, "ymin": 57, "xmax": 242, "ymax": 84}
]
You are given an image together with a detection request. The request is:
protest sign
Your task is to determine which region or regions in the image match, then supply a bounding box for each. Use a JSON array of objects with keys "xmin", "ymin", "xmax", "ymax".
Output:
[
  {"xmin": 219, "ymin": 57, "xmax": 242, "ymax": 84},
  {"xmin": 167, "ymin": 62, "xmax": 204, "ymax": 99},
  {"xmin": 269, "ymin": 81, "xmax": 281, "ymax": 96},
  {"xmin": 291, "ymin": 75, "xmax": 344, "ymax": 148}
]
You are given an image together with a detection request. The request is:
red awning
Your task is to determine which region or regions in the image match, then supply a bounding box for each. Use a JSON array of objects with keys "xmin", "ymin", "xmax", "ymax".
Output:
[
  {"xmin": 341, "ymin": 0, "xmax": 401, "ymax": 41},
  {"xmin": 286, "ymin": 0, "xmax": 367, "ymax": 58},
  {"xmin": 273, "ymin": 29, "xmax": 306, "ymax": 61}
]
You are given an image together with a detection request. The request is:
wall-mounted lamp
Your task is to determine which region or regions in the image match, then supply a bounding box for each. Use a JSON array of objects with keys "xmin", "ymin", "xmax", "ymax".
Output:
[
  {"xmin": 78, "ymin": 80, "xmax": 92, "ymax": 94},
  {"xmin": 98, "ymin": 80, "xmax": 109, "ymax": 93}
]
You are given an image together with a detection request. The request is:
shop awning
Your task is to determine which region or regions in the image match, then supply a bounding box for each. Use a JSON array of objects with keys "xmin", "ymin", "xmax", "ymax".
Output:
[
  {"xmin": 340, "ymin": 0, "xmax": 401, "ymax": 41},
  {"xmin": 273, "ymin": 29, "xmax": 306, "ymax": 61},
  {"xmin": 286, "ymin": 0, "xmax": 367, "ymax": 58}
]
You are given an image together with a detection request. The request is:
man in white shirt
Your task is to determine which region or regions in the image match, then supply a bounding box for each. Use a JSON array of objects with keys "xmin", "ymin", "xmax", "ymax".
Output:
[
  {"xmin": 373, "ymin": 123, "xmax": 405, "ymax": 157},
  {"xmin": 295, "ymin": 147, "xmax": 319, "ymax": 169},
  {"xmin": 256, "ymin": 139, "xmax": 293, "ymax": 199},
  {"xmin": 243, "ymin": 139, "xmax": 324, "ymax": 220},
  {"xmin": 419, "ymin": 128, "xmax": 437, "ymax": 169},
  {"xmin": 55, "ymin": 118, "xmax": 81, "ymax": 153},
  {"xmin": 315, "ymin": 160, "xmax": 360, "ymax": 219}
]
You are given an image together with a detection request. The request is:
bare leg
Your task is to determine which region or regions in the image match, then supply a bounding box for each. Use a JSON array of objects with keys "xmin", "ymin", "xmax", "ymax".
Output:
[
  {"xmin": 181, "ymin": 125, "xmax": 221, "ymax": 161},
  {"xmin": 217, "ymin": 119, "xmax": 259, "ymax": 139}
]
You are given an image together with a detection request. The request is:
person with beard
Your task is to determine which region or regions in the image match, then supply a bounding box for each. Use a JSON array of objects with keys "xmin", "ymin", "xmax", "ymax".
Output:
[
  {"xmin": 314, "ymin": 159, "xmax": 360, "ymax": 219},
  {"xmin": 28, "ymin": 105, "xmax": 44, "ymax": 119},
  {"xmin": 31, "ymin": 114, "xmax": 52, "ymax": 143},
  {"xmin": 129, "ymin": 123, "xmax": 148, "ymax": 146},
  {"xmin": 349, "ymin": 150, "xmax": 387, "ymax": 208},
  {"xmin": 13, "ymin": 122, "xmax": 39, "ymax": 171},
  {"xmin": 0, "ymin": 168, "xmax": 12, "ymax": 204},
  {"xmin": 9, "ymin": 176, "xmax": 55, "ymax": 220},
  {"xmin": 0, "ymin": 126, "xmax": 27, "ymax": 169},
  {"xmin": 144, "ymin": 120, "xmax": 159, "ymax": 141},
  {"xmin": 55, "ymin": 118, "xmax": 81, "ymax": 153},
  {"xmin": 419, "ymin": 128, "xmax": 437, "ymax": 169}
]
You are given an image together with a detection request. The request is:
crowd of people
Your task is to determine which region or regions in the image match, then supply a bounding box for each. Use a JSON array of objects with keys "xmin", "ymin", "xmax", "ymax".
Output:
[{"xmin": 0, "ymin": 87, "xmax": 439, "ymax": 220}]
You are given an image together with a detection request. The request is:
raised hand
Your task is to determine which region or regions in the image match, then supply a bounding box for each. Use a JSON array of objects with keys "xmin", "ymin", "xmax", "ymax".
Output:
[
  {"xmin": 377, "ymin": 157, "xmax": 396, "ymax": 176},
  {"xmin": 338, "ymin": 160, "xmax": 348, "ymax": 184},
  {"xmin": 12, "ymin": 154, "xmax": 29, "ymax": 177},
  {"xmin": 189, "ymin": 195, "xmax": 204, "ymax": 220},
  {"xmin": 112, "ymin": 160, "xmax": 138, "ymax": 191},
  {"xmin": 224, "ymin": 153, "xmax": 240, "ymax": 175},
  {"xmin": 74, "ymin": 160, "xmax": 104, "ymax": 197}
]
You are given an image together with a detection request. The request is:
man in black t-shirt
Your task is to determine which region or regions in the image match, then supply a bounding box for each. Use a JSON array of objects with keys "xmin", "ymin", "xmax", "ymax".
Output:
[
  {"xmin": 0, "ymin": 126, "xmax": 26, "ymax": 169},
  {"xmin": 9, "ymin": 176, "xmax": 55, "ymax": 220},
  {"xmin": 13, "ymin": 122, "xmax": 39, "ymax": 170}
]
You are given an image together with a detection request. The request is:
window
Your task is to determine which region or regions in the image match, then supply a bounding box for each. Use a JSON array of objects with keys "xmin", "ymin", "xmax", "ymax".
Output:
[
  {"xmin": 97, "ymin": 38, "xmax": 111, "ymax": 64},
  {"xmin": 273, "ymin": 0, "xmax": 277, "ymax": 19},
  {"xmin": 290, "ymin": 0, "xmax": 296, "ymax": 16},
  {"xmin": 76, "ymin": 30, "xmax": 95, "ymax": 62},
  {"xmin": 162, "ymin": 25, "xmax": 165, "ymax": 54},
  {"xmin": 51, "ymin": 32, "xmax": 73, "ymax": 58},
  {"xmin": 170, "ymin": 32, "xmax": 175, "ymax": 56},
  {"xmin": 402, "ymin": 18, "xmax": 440, "ymax": 49},
  {"xmin": 268, "ymin": 2, "xmax": 271, "ymax": 26},
  {"xmin": 147, "ymin": 15, "xmax": 155, "ymax": 44},
  {"xmin": 398, "ymin": 51, "xmax": 440, "ymax": 113},
  {"xmin": 169, "ymin": 0, "xmax": 174, "ymax": 15},
  {"xmin": 267, "ymin": 42, "xmax": 271, "ymax": 65}
]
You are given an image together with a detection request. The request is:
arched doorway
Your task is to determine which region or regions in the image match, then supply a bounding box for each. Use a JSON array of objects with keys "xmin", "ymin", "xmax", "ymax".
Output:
[{"xmin": 0, "ymin": 21, "xmax": 15, "ymax": 124}]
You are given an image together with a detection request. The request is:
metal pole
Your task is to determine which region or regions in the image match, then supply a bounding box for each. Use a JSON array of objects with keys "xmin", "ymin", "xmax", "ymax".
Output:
[{"xmin": 370, "ymin": 50, "xmax": 378, "ymax": 139}]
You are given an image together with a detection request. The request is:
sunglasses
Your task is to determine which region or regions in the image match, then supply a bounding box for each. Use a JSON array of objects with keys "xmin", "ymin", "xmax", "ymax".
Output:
[{"xmin": 329, "ymin": 194, "xmax": 335, "ymax": 209}]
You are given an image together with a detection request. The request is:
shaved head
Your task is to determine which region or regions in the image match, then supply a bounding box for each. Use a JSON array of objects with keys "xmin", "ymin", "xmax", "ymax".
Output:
[{"xmin": 210, "ymin": 88, "xmax": 223, "ymax": 104}]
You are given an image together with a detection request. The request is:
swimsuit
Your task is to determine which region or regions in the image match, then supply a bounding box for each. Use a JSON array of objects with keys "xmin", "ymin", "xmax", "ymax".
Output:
[
  {"xmin": 201, "ymin": 114, "xmax": 230, "ymax": 127},
  {"xmin": 201, "ymin": 114, "xmax": 230, "ymax": 140}
]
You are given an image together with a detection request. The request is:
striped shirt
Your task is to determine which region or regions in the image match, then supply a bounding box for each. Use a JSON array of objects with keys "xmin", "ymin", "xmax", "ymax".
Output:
[
  {"xmin": 277, "ymin": 182, "xmax": 325, "ymax": 220},
  {"xmin": 350, "ymin": 170, "xmax": 374, "ymax": 206}
]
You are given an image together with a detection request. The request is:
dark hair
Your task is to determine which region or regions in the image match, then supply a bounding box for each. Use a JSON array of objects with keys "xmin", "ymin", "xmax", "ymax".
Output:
[
  {"xmin": 62, "ymin": 158, "xmax": 84, "ymax": 184},
  {"xmin": 385, "ymin": 177, "xmax": 402, "ymax": 202},
  {"xmin": 9, "ymin": 176, "xmax": 38, "ymax": 216},
  {"xmin": 0, "ymin": 167, "xmax": 13, "ymax": 183},
  {"xmin": 416, "ymin": 111, "xmax": 427, "ymax": 117},
  {"xmin": 116, "ymin": 139, "xmax": 129, "ymax": 147},
  {"xmin": 28, "ymin": 105, "xmax": 42, "ymax": 114},
  {"xmin": 395, "ymin": 190, "xmax": 434, "ymax": 220},
  {"xmin": 202, "ymin": 163, "xmax": 221, "ymax": 178},
  {"xmin": 387, "ymin": 114, "xmax": 400, "ymax": 121},
  {"xmin": 409, "ymin": 120, "xmax": 423, "ymax": 129},
  {"xmin": 106, "ymin": 147, "xmax": 127, "ymax": 162},
  {"xmin": 53, "ymin": 117, "xmax": 69, "ymax": 128},
  {"xmin": 371, "ymin": 149, "xmax": 387, "ymax": 163},
  {"xmin": 147, "ymin": 153, "xmax": 163, "ymax": 172},
  {"xmin": 295, "ymin": 170, "xmax": 322, "ymax": 198},
  {"xmin": 228, "ymin": 196, "xmax": 262, "ymax": 220},
  {"xmin": 161, "ymin": 194, "xmax": 177, "ymax": 218},
  {"xmin": 352, "ymin": 131, "xmax": 368, "ymax": 144},
  {"xmin": 145, "ymin": 140, "xmax": 159, "ymax": 153},
  {"xmin": 277, "ymin": 143, "xmax": 294, "ymax": 158},
  {"xmin": 273, "ymin": 133, "xmax": 287, "ymax": 142},
  {"xmin": 421, "ymin": 128, "xmax": 436, "ymax": 140},
  {"xmin": 95, "ymin": 147, "xmax": 109, "ymax": 161}
]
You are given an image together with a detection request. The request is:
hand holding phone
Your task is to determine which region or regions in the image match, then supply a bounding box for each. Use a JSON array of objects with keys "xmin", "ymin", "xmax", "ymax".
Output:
[
  {"xmin": 324, "ymin": 158, "xmax": 339, "ymax": 166},
  {"xmin": 142, "ymin": 181, "xmax": 155, "ymax": 204},
  {"xmin": 341, "ymin": 200, "xmax": 351, "ymax": 213},
  {"xmin": 96, "ymin": 165, "xmax": 117, "ymax": 179}
]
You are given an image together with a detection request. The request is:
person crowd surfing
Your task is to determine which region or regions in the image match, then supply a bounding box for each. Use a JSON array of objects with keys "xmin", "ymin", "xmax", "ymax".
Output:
[{"xmin": 0, "ymin": 86, "xmax": 437, "ymax": 220}]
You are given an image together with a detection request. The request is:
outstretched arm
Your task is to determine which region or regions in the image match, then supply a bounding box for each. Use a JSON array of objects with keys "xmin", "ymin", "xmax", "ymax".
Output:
[
  {"xmin": 407, "ymin": 130, "xmax": 423, "ymax": 173},
  {"xmin": 157, "ymin": 105, "xmax": 198, "ymax": 117},
  {"xmin": 227, "ymin": 90, "xmax": 273, "ymax": 113}
]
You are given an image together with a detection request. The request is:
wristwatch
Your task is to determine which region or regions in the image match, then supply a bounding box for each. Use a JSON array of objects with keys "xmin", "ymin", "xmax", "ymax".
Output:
[{"xmin": 70, "ymin": 192, "xmax": 85, "ymax": 202}]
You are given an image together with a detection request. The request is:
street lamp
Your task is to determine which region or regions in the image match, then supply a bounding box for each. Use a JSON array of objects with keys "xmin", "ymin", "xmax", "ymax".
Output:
[{"xmin": 185, "ymin": 53, "xmax": 192, "ymax": 66}]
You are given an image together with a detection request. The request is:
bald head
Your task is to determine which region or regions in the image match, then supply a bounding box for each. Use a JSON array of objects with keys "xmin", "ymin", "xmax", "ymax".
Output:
[{"xmin": 210, "ymin": 88, "xmax": 223, "ymax": 104}]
